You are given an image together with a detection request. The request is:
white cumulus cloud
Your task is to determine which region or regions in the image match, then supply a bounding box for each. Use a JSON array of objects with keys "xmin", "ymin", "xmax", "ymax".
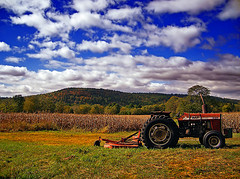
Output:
[
  {"xmin": 143, "ymin": 24, "xmax": 205, "ymax": 52},
  {"xmin": 5, "ymin": 57, "xmax": 25, "ymax": 63},
  {"xmin": 0, "ymin": 65, "xmax": 28, "ymax": 79},
  {"xmin": 0, "ymin": 0, "xmax": 50, "ymax": 15},
  {"xmin": 77, "ymin": 40, "xmax": 111, "ymax": 53},
  {"xmin": 77, "ymin": 35, "xmax": 132, "ymax": 53},
  {"xmin": 147, "ymin": 0, "xmax": 225, "ymax": 14},
  {"xmin": 218, "ymin": 0, "xmax": 240, "ymax": 20},
  {"xmin": 27, "ymin": 45, "xmax": 75, "ymax": 60},
  {"xmin": 106, "ymin": 7, "xmax": 142, "ymax": 20},
  {"xmin": 0, "ymin": 42, "xmax": 11, "ymax": 51},
  {"xmin": 72, "ymin": 0, "xmax": 110, "ymax": 12}
]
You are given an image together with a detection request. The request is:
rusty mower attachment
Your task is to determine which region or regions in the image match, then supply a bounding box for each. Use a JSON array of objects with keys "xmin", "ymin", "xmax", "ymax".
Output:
[{"xmin": 94, "ymin": 131, "xmax": 142, "ymax": 149}]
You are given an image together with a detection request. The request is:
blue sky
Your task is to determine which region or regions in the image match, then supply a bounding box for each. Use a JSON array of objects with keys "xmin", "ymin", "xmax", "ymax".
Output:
[{"xmin": 0, "ymin": 0, "xmax": 240, "ymax": 99}]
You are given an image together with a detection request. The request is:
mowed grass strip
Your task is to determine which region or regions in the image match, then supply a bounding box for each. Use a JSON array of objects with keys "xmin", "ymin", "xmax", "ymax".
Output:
[
  {"xmin": 0, "ymin": 131, "xmax": 136, "ymax": 146},
  {"xmin": 0, "ymin": 131, "xmax": 239, "ymax": 178}
]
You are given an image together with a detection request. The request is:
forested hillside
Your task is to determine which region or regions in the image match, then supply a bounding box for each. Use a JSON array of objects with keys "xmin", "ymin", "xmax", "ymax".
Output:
[
  {"xmin": 39, "ymin": 88, "xmax": 185, "ymax": 106},
  {"xmin": 0, "ymin": 88, "xmax": 239, "ymax": 114}
]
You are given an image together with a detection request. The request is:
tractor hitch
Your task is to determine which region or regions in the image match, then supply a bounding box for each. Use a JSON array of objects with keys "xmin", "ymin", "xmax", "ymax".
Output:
[{"xmin": 94, "ymin": 131, "xmax": 142, "ymax": 149}]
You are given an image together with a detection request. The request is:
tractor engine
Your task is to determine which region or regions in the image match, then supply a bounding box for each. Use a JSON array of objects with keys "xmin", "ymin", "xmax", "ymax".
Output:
[
  {"xmin": 178, "ymin": 113, "xmax": 221, "ymax": 138},
  {"xmin": 178, "ymin": 119, "xmax": 212, "ymax": 137}
]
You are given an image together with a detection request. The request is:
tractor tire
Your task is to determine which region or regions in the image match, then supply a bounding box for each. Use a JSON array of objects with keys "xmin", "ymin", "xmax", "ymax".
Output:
[
  {"xmin": 140, "ymin": 116, "xmax": 179, "ymax": 149},
  {"xmin": 203, "ymin": 130, "xmax": 225, "ymax": 149}
]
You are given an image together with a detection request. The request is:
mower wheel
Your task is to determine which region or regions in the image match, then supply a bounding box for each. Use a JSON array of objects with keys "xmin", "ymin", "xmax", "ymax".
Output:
[
  {"xmin": 203, "ymin": 130, "xmax": 225, "ymax": 149},
  {"xmin": 94, "ymin": 140, "xmax": 101, "ymax": 146},
  {"xmin": 141, "ymin": 116, "xmax": 179, "ymax": 149}
]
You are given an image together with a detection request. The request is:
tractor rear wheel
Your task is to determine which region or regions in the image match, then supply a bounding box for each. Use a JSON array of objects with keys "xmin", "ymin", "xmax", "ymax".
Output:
[
  {"xmin": 140, "ymin": 116, "xmax": 179, "ymax": 149},
  {"xmin": 203, "ymin": 130, "xmax": 225, "ymax": 149}
]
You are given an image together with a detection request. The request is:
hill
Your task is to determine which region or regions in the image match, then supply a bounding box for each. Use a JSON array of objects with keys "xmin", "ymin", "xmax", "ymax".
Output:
[
  {"xmin": 38, "ymin": 88, "xmax": 186, "ymax": 106},
  {"xmin": 1, "ymin": 88, "xmax": 239, "ymax": 113}
]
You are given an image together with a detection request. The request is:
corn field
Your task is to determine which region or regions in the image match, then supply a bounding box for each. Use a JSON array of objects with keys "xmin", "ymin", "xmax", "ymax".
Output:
[
  {"xmin": 0, "ymin": 113, "xmax": 239, "ymax": 133},
  {"xmin": 222, "ymin": 113, "xmax": 240, "ymax": 133},
  {"xmin": 0, "ymin": 113, "xmax": 148, "ymax": 132}
]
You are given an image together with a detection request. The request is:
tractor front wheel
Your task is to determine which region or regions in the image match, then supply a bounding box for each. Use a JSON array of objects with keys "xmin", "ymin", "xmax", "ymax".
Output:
[{"xmin": 203, "ymin": 130, "xmax": 225, "ymax": 149}]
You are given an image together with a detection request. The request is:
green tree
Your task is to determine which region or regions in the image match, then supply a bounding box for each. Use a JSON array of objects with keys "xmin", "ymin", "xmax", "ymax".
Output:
[
  {"xmin": 188, "ymin": 85, "xmax": 210, "ymax": 96},
  {"xmin": 69, "ymin": 108, "xmax": 74, "ymax": 113},
  {"xmin": 158, "ymin": 104, "xmax": 166, "ymax": 111},
  {"xmin": 188, "ymin": 85, "xmax": 210, "ymax": 113},
  {"xmin": 0, "ymin": 100, "xmax": 5, "ymax": 112},
  {"xmin": 40, "ymin": 99, "xmax": 55, "ymax": 113},
  {"xmin": 90, "ymin": 104, "xmax": 104, "ymax": 114},
  {"xmin": 126, "ymin": 103, "xmax": 134, "ymax": 108},
  {"xmin": 23, "ymin": 96, "xmax": 40, "ymax": 113},
  {"xmin": 13, "ymin": 95, "xmax": 25, "ymax": 112},
  {"xmin": 222, "ymin": 103, "xmax": 234, "ymax": 112},
  {"xmin": 165, "ymin": 96, "xmax": 181, "ymax": 115},
  {"xmin": 140, "ymin": 104, "xmax": 165, "ymax": 114},
  {"xmin": 176, "ymin": 97, "xmax": 201, "ymax": 114},
  {"xmin": 119, "ymin": 106, "xmax": 131, "ymax": 115},
  {"xmin": 75, "ymin": 104, "xmax": 91, "ymax": 114},
  {"xmin": 63, "ymin": 105, "xmax": 71, "ymax": 113},
  {"xmin": 55, "ymin": 102, "xmax": 64, "ymax": 113},
  {"xmin": 234, "ymin": 102, "xmax": 240, "ymax": 112},
  {"xmin": 0, "ymin": 98, "xmax": 18, "ymax": 112},
  {"xmin": 104, "ymin": 103, "xmax": 121, "ymax": 114},
  {"xmin": 23, "ymin": 98, "xmax": 34, "ymax": 113},
  {"xmin": 131, "ymin": 108, "xmax": 144, "ymax": 115}
]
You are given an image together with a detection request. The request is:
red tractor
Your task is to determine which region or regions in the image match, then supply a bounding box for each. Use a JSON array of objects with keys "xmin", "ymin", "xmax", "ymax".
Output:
[
  {"xmin": 95, "ymin": 111, "xmax": 232, "ymax": 149},
  {"xmin": 140, "ymin": 111, "xmax": 232, "ymax": 149},
  {"xmin": 95, "ymin": 95, "xmax": 232, "ymax": 149}
]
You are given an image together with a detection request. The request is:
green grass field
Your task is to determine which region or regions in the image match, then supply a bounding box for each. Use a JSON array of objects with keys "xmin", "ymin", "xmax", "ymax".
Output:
[{"xmin": 0, "ymin": 131, "xmax": 239, "ymax": 178}]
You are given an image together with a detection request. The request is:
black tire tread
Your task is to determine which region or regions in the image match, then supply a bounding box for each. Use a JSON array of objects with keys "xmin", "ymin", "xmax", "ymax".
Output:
[
  {"xmin": 203, "ymin": 130, "xmax": 225, "ymax": 149},
  {"xmin": 140, "ymin": 115, "xmax": 179, "ymax": 149}
]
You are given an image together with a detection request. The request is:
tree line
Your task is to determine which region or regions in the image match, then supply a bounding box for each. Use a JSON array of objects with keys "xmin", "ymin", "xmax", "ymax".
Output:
[{"xmin": 0, "ymin": 94, "xmax": 239, "ymax": 115}]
